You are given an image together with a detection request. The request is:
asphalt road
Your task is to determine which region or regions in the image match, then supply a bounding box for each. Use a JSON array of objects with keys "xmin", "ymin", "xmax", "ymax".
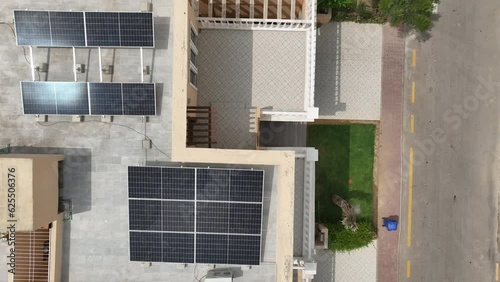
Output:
[{"xmin": 399, "ymin": 0, "xmax": 500, "ymax": 281}]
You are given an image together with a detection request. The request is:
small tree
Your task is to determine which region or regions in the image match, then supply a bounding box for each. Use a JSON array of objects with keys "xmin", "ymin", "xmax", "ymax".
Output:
[{"xmin": 379, "ymin": 0, "xmax": 439, "ymax": 32}]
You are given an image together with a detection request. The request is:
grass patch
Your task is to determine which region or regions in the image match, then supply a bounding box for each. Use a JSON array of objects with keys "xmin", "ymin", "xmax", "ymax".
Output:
[
  {"xmin": 308, "ymin": 124, "xmax": 376, "ymax": 251},
  {"xmin": 308, "ymin": 124, "xmax": 376, "ymax": 224}
]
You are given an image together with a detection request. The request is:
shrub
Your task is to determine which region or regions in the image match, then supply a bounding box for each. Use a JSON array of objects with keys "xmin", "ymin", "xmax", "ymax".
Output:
[
  {"xmin": 379, "ymin": 0, "xmax": 439, "ymax": 32},
  {"xmin": 326, "ymin": 221, "xmax": 375, "ymax": 252},
  {"xmin": 318, "ymin": 0, "xmax": 356, "ymax": 10}
]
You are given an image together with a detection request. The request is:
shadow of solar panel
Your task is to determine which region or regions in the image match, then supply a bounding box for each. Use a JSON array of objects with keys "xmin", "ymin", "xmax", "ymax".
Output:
[
  {"xmin": 119, "ymin": 12, "xmax": 154, "ymax": 47},
  {"xmin": 128, "ymin": 166, "xmax": 162, "ymax": 199},
  {"xmin": 89, "ymin": 83, "xmax": 123, "ymax": 115},
  {"xmin": 21, "ymin": 82, "xmax": 56, "ymax": 115},
  {"xmin": 161, "ymin": 168, "xmax": 195, "ymax": 200},
  {"xmin": 129, "ymin": 232, "xmax": 163, "ymax": 262},
  {"xmin": 196, "ymin": 234, "xmax": 228, "ymax": 264},
  {"xmin": 228, "ymin": 235, "xmax": 261, "ymax": 265},
  {"xmin": 161, "ymin": 201, "xmax": 195, "ymax": 232},
  {"xmin": 85, "ymin": 12, "xmax": 120, "ymax": 47},
  {"xmin": 54, "ymin": 82, "xmax": 89, "ymax": 115},
  {"xmin": 123, "ymin": 83, "xmax": 156, "ymax": 115},
  {"xmin": 14, "ymin": 11, "xmax": 51, "ymax": 46},
  {"xmin": 129, "ymin": 200, "xmax": 161, "ymax": 231},
  {"xmin": 162, "ymin": 233, "xmax": 194, "ymax": 263},
  {"xmin": 230, "ymin": 170, "xmax": 264, "ymax": 202},
  {"xmin": 196, "ymin": 169, "xmax": 230, "ymax": 201},
  {"xmin": 229, "ymin": 203, "xmax": 262, "ymax": 234},
  {"xmin": 49, "ymin": 12, "xmax": 85, "ymax": 46},
  {"xmin": 196, "ymin": 202, "xmax": 229, "ymax": 233}
]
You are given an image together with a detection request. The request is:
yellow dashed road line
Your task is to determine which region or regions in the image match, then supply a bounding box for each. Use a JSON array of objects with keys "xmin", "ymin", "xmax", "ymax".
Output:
[
  {"xmin": 496, "ymin": 262, "xmax": 498, "ymax": 281},
  {"xmin": 407, "ymin": 147, "xmax": 414, "ymax": 247},
  {"xmin": 407, "ymin": 260, "xmax": 411, "ymax": 278}
]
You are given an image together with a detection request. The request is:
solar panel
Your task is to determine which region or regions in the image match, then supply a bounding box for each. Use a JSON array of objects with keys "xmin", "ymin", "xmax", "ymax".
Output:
[
  {"xmin": 230, "ymin": 170, "xmax": 264, "ymax": 202},
  {"xmin": 128, "ymin": 166, "xmax": 161, "ymax": 199},
  {"xmin": 161, "ymin": 201, "xmax": 195, "ymax": 232},
  {"xmin": 122, "ymin": 83, "xmax": 156, "ymax": 116},
  {"xmin": 229, "ymin": 203, "xmax": 262, "ymax": 235},
  {"xmin": 196, "ymin": 234, "xmax": 228, "ymax": 264},
  {"xmin": 89, "ymin": 83, "xmax": 123, "ymax": 115},
  {"xmin": 228, "ymin": 235, "xmax": 261, "ymax": 265},
  {"xmin": 196, "ymin": 202, "xmax": 229, "ymax": 233},
  {"xmin": 14, "ymin": 10, "xmax": 154, "ymax": 47},
  {"xmin": 21, "ymin": 82, "xmax": 156, "ymax": 116},
  {"xmin": 85, "ymin": 12, "xmax": 120, "ymax": 47},
  {"xmin": 129, "ymin": 199, "xmax": 161, "ymax": 231},
  {"xmin": 162, "ymin": 233, "xmax": 195, "ymax": 263},
  {"xmin": 54, "ymin": 82, "xmax": 89, "ymax": 115},
  {"xmin": 119, "ymin": 13, "xmax": 154, "ymax": 47},
  {"xmin": 49, "ymin": 12, "xmax": 85, "ymax": 46},
  {"xmin": 197, "ymin": 169, "xmax": 230, "ymax": 201},
  {"xmin": 21, "ymin": 82, "xmax": 56, "ymax": 115},
  {"xmin": 162, "ymin": 168, "xmax": 195, "ymax": 200},
  {"xmin": 14, "ymin": 11, "xmax": 51, "ymax": 46},
  {"xmin": 128, "ymin": 167, "xmax": 265, "ymax": 265},
  {"xmin": 129, "ymin": 232, "xmax": 163, "ymax": 262}
]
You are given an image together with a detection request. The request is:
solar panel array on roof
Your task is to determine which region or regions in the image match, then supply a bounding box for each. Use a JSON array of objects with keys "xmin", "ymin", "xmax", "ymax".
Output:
[
  {"xmin": 21, "ymin": 81, "xmax": 156, "ymax": 116},
  {"xmin": 14, "ymin": 10, "xmax": 154, "ymax": 47},
  {"xmin": 128, "ymin": 166, "xmax": 265, "ymax": 265}
]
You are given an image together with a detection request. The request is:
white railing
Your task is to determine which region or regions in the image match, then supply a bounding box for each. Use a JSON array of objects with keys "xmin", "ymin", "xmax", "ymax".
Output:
[
  {"xmin": 304, "ymin": 0, "xmax": 317, "ymax": 109},
  {"xmin": 198, "ymin": 18, "xmax": 312, "ymax": 30},
  {"xmin": 303, "ymin": 157, "xmax": 316, "ymax": 260}
]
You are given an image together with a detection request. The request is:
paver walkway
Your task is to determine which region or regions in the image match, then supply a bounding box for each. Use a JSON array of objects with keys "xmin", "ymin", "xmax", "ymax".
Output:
[{"xmin": 376, "ymin": 24, "xmax": 405, "ymax": 282}]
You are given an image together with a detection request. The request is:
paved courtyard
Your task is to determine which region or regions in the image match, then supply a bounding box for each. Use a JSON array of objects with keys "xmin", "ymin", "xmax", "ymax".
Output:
[
  {"xmin": 314, "ymin": 241, "xmax": 377, "ymax": 282},
  {"xmin": 315, "ymin": 22, "xmax": 383, "ymax": 121}
]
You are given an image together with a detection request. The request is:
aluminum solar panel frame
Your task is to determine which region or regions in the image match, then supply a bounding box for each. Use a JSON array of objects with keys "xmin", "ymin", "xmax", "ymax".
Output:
[
  {"xmin": 14, "ymin": 10, "xmax": 154, "ymax": 48},
  {"xmin": 21, "ymin": 82, "xmax": 156, "ymax": 116},
  {"xmin": 127, "ymin": 166, "xmax": 265, "ymax": 265}
]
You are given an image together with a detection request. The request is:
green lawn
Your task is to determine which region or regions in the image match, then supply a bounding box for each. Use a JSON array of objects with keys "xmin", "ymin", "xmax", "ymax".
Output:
[{"xmin": 308, "ymin": 124, "xmax": 376, "ymax": 225}]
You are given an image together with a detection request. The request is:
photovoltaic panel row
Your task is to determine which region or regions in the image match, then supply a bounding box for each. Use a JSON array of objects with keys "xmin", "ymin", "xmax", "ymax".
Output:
[
  {"xmin": 130, "ymin": 232, "xmax": 194, "ymax": 263},
  {"xmin": 21, "ymin": 82, "xmax": 156, "ymax": 116},
  {"xmin": 196, "ymin": 202, "xmax": 262, "ymax": 234},
  {"xmin": 128, "ymin": 167, "xmax": 264, "ymax": 202},
  {"xmin": 130, "ymin": 232, "xmax": 259, "ymax": 265},
  {"xmin": 14, "ymin": 10, "xmax": 154, "ymax": 47}
]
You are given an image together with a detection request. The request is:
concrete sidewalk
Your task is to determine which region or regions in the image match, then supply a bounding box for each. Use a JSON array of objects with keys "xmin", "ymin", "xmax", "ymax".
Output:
[{"xmin": 376, "ymin": 24, "xmax": 405, "ymax": 282}]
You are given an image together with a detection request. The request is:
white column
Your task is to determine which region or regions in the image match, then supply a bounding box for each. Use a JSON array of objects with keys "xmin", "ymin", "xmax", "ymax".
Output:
[
  {"xmin": 29, "ymin": 46, "xmax": 35, "ymax": 81},
  {"xmin": 72, "ymin": 47, "xmax": 77, "ymax": 82},
  {"xmin": 98, "ymin": 47, "xmax": 103, "ymax": 82}
]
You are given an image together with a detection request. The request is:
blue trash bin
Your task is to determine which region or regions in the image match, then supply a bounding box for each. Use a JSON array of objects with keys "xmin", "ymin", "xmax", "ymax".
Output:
[{"xmin": 383, "ymin": 218, "xmax": 398, "ymax": 231}]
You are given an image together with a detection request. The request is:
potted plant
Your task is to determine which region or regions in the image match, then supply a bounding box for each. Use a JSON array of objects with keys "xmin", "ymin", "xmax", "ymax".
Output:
[{"xmin": 317, "ymin": 0, "xmax": 332, "ymax": 25}]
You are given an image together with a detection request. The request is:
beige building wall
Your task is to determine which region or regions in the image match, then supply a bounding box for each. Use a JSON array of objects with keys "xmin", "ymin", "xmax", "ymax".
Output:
[{"xmin": 0, "ymin": 154, "xmax": 63, "ymax": 231}]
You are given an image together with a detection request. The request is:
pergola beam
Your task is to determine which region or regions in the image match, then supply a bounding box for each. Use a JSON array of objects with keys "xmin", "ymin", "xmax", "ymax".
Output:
[
  {"xmin": 291, "ymin": 0, "xmax": 296, "ymax": 19},
  {"xmin": 263, "ymin": 0, "xmax": 268, "ymax": 19},
  {"xmin": 277, "ymin": 0, "xmax": 282, "ymax": 19},
  {"xmin": 236, "ymin": 0, "xmax": 240, "ymax": 18},
  {"xmin": 208, "ymin": 0, "xmax": 213, "ymax": 17}
]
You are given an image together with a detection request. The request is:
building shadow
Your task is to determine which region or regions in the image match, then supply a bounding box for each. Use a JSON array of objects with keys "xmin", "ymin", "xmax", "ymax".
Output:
[{"xmin": 315, "ymin": 22, "xmax": 346, "ymax": 116}]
